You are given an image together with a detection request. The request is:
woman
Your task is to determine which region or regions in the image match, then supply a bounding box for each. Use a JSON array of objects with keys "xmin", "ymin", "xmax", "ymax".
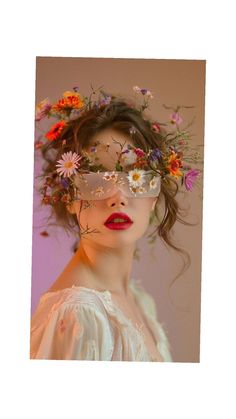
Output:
[{"xmin": 30, "ymin": 87, "xmax": 200, "ymax": 361}]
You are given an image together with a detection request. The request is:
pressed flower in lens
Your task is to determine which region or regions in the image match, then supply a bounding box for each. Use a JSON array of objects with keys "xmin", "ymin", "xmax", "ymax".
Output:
[
  {"xmin": 149, "ymin": 176, "xmax": 160, "ymax": 190},
  {"xmin": 45, "ymin": 121, "xmax": 66, "ymax": 141},
  {"xmin": 91, "ymin": 186, "xmax": 105, "ymax": 197},
  {"xmin": 56, "ymin": 151, "xmax": 82, "ymax": 178},
  {"xmin": 103, "ymin": 172, "xmax": 118, "ymax": 182},
  {"xmin": 130, "ymin": 185, "xmax": 147, "ymax": 194}
]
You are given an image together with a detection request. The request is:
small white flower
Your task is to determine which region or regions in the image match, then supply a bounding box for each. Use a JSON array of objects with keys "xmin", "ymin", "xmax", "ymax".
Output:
[
  {"xmin": 121, "ymin": 149, "xmax": 137, "ymax": 166},
  {"xmin": 102, "ymin": 171, "xmax": 118, "ymax": 182},
  {"xmin": 149, "ymin": 176, "xmax": 160, "ymax": 190},
  {"xmin": 129, "ymin": 126, "xmax": 136, "ymax": 135},
  {"xmin": 145, "ymin": 90, "xmax": 154, "ymax": 98},
  {"xmin": 127, "ymin": 169, "xmax": 146, "ymax": 188},
  {"xmin": 133, "ymin": 86, "xmax": 141, "ymax": 93}
]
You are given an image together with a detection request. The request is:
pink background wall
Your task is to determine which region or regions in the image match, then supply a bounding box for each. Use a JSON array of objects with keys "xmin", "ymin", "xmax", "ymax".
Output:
[{"xmin": 31, "ymin": 57, "xmax": 205, "ymax": 362}]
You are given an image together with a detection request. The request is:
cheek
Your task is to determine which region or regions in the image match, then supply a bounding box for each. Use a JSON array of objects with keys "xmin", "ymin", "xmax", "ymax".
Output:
[
  {"xmin": 135, "ymin": 198, "xmax": 155, "ymax": 218},
  {"xmin": 77, "ymin": 200, "xmax": 104, "ymax": 227}
]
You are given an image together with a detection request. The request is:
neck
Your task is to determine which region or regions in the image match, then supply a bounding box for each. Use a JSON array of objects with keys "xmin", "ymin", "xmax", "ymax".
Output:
[{"xmin": 71, "ymin": 239, "xmax": 135, "ymax": 295}]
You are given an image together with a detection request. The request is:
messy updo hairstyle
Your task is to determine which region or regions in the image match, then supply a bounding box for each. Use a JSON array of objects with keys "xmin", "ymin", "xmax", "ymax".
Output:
[{"xmin": 39, "ymin": 97, "xmax": 192, "ymax": 287}]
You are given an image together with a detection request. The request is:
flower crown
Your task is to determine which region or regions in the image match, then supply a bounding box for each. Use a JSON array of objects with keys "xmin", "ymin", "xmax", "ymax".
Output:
[{"xmin": 35, "ymin": 85, "xmax": 202, "ymax": 208}]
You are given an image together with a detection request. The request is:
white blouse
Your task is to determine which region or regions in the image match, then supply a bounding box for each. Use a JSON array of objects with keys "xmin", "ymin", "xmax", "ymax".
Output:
[{"xmin": 30, "ymin": 278, "xmax": 173, "ymax": 362}]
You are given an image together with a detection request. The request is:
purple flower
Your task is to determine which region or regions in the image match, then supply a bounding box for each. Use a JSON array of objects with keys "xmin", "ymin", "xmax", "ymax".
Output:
[
  {"xmin": 149, "ymin": 148, "xmax": 162, "ymax": 161},
  {"xmin": 170, "ymin": 112, "xmax": 183, "ymax": 125},
  {"xmin": 100, "ymin": 97, "xmax": 112, "ymax": 106},
  {"xmin": 133, "ymin": 86, "xmax": 153, "ymax": 98},
  {"xmin": 140, "ymin": 88, "xmax": 153, "ymax": 97},
  {"xmin": 184, "ymin": 169, "xmax": 200, "ymax": 191},
  {"xmin": 140, "ymin": 88, "xmax": 148, "ymax": 95},
  {"xmin": 122, "ymin": 148, "xmax": 130, "ymax": 154},
  {"xmin": 61, "ymin": 178, "xmax": 70, "ymax": 188},
  {"xmin": 93, "ymin": 102, "xmax": 99, "ymax": 110}
]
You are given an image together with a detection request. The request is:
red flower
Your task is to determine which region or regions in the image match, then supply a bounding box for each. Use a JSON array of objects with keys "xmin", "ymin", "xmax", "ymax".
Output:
[
  {"xmin": 40, "ymin": 230, "xmax": 49, "ymax": 237},
  {"xmin": 35, "ymin": 141, "xmax": 44, "ymax": 149},
  {"xmin": 152, "ymin": 122, "xmax": 161, "ymax": 133},
  {"xmin": 52, "ymin": 92, "xmax": 84, "ymax": 113},
  {"xmin": 167, "ymin": 152, "xmax": 183, "ymax": 177},
  {"xmin": 133, "ymin": 148, "xmax": 146, "ymax": 158},
  {"xmin": 51, "ymin": 195, "xmax": 60, "ymax": 204},
  {"xmin": 61, "ymin": 194, "xmax": 71, "ymax": 204},
  {"xmin": 42, "ymin": 196, "xmax": 51, "ymax": 205},
  {"xmin": 45, "ymin": 121, "xmax": 66, "ymax": 142}
]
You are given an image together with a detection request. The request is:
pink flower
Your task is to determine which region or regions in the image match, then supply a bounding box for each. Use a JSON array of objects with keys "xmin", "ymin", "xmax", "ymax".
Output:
[
  {"xmin": 152, "ymin": 122, "xmax": 161, "ymax": 133},
  {"xmin": 133, "ymin": 148, "xmax": 146, "ymax": 158},
  {"xmin": 56, "ymin": 151, "xmax": 82, "ymax": 177},
  {"xmin": 184, "ymin": 169, "xmax": 200, "ymax": 191},
  {"xmin": 170, "ymin": 112, "xmax": 183, "ymax": 125},
  {"xmin": 35, "ymin": 98, "xmax": 52, "ymax": 121}
]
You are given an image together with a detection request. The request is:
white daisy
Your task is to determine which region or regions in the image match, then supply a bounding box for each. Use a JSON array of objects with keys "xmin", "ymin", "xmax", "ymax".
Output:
[
  {"xmin": 127, "ymin": 169, "xmax": 146, "ymax": 188},
  {"xmin": 149, "ymin": 176, "xmax": 160, "ymax": 190},
  {"xmin": 56, "ymin": 151, "xmax": 82, "ymax": 178}
]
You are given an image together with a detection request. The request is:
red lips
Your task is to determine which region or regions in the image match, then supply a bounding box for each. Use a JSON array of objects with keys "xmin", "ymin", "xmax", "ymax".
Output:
[
  {"xmin": 104, "ymin": 212, "xmax": 132, "ymax": 224},
  {"xmin": 104, "ymin": 212, "xmax": 133, "ymax": 230}
]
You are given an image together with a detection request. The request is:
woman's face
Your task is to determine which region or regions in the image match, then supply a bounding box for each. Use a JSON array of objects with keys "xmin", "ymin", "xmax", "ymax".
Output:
[{"xmin": 70, "ymin": 128, "xmax": 157, "ymax": 249}]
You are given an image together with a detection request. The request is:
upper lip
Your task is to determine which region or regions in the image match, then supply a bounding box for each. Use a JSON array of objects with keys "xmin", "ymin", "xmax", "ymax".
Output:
[{"xmin": 104, "ymin": 212, "xmax": 133, "ymax": 224}]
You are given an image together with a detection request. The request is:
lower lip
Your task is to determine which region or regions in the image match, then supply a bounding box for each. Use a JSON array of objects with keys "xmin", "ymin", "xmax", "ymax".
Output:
[{"xmin": 104, "ymin": 222, "xmax": 133, "ymax": 230}]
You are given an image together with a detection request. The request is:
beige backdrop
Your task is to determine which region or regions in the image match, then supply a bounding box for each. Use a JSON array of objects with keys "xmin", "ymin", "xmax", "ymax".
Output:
[{"xmin": 33, "ymin": 57, "xmax": 205, "ymax": 362}]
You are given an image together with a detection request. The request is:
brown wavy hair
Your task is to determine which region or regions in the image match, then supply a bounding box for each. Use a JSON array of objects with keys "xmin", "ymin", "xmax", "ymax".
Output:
[{"xmin": 38, "ymin": 97, "xmax": 193, "ymax": 289}]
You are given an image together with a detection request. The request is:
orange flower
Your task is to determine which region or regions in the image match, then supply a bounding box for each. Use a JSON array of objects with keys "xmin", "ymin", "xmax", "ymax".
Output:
[
  {"xmin": 167, "ymin": 152, "xmax": 183, "ymax": 177},
  {"xmin": 45, "ymin": 121, "xmax": 66, "ymax": 141},
  {"xmin": 52, "ymin": 91, "xmax": 84, "ymax": 113}
]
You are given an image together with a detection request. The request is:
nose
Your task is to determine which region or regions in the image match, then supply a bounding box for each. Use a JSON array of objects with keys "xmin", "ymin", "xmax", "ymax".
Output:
[{"xmin": 106, "ymin": 189, "xmax": 129, "ymax": 208}]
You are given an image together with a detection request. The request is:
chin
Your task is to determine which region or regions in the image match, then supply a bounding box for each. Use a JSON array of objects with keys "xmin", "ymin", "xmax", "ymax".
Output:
[{"xmin": 100, "ymin": 231, "xmax": 145, "ymax": 248}]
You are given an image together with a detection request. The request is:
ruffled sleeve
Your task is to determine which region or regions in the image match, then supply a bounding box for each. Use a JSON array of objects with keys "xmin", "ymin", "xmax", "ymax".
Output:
[
  {"xmin": 129, "ymin": 279, "xmax": 173, "ymax": 361},
  {"xmin": 30, "ymin": 301, "xmax": 114, "ymax": 360}
]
